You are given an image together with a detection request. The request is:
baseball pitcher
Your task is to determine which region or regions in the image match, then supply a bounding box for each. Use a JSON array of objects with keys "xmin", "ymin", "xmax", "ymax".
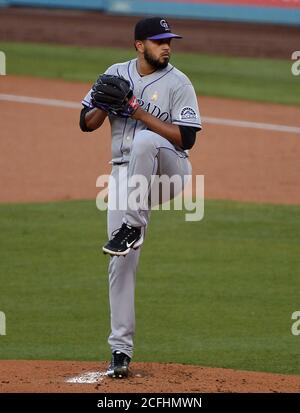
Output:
[{"xmin": 80, "ymin": 16, "xmax": 202, "ymax": 378}]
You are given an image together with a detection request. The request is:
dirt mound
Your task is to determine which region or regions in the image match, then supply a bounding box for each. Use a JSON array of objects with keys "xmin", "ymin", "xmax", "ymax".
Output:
[{"xmin": 0, "ymin": 360, "xmax": 299, "ymax": 393}]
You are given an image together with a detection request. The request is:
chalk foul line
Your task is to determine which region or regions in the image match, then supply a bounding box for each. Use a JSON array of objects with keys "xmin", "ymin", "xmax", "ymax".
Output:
[{"xmin": 1, "ymin": 93, "xmax": 300, "ymax": 134}]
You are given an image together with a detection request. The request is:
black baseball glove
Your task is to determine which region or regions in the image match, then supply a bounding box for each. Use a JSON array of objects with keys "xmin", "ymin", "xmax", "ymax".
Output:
[{"xmin": 91, "ymin": 74, "xmax": 139, "ymax": 117}]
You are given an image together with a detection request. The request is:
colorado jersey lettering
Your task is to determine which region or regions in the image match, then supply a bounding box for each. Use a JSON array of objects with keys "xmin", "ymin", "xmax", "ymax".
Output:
[{"xmin": 82, "ymin": 58, "xmax": 201, "ymax": 163}]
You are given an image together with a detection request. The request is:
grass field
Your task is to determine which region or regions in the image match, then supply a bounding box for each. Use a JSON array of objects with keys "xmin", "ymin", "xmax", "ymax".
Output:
[
  {"xmin": 0, "ymin": 41, "xmax": 299, "ymax": 106},
  {"xmin": 0, "ymin": 200, "xmax": 299, "ymax": 375},
  {"xmin": 0, "ymin": 40, "xmax": 299, "ymax": 376}
]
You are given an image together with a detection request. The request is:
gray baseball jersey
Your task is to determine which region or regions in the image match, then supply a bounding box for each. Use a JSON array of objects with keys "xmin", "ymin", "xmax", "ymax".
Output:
[
  {"xmin": 82, "ymin": 59, "xmax": 201, "ymax": 359},
  {"xmin": 82, "ymin": 58, "xmax": 202, "ymax": 163}
]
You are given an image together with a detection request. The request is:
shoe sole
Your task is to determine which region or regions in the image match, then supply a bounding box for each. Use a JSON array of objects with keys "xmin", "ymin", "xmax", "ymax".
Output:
[
  {"xmin": 107, "ymin": 368, "xmax": 129, "ymax": 379},
  {"xmin": 103, "ymin": 246, "xmax": 131, "ymax": 256},
  {"xmin": 103, "ymin": 235, "xmax": 143, "ymax": 257}
]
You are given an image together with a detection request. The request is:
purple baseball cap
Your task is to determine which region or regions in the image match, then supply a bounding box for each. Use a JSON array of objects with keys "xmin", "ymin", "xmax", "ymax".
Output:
[{"xmin": 134, "ymin": 17, "xmax": 182, "ymax": 41}]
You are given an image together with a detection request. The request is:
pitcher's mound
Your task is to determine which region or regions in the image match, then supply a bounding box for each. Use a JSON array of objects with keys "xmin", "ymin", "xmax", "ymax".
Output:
[{"xmin": 0, "ymin": 360, "xmax": 299, "ymax": 393}]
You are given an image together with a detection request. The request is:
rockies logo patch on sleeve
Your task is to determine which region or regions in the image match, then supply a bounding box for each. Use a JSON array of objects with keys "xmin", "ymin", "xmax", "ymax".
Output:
[{"xmin": 180, "ymin": 107, "xmax": 197, "ymax": 120}]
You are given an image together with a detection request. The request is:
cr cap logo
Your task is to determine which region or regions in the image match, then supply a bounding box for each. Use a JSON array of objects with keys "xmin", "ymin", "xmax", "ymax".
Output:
[
  {"xmin": 160, "ymin": 19, "xmax": 170, "ymax": 31},
  {"xmin": 180, "ymin": 107, "xmax": 197, "ymax": 120}
]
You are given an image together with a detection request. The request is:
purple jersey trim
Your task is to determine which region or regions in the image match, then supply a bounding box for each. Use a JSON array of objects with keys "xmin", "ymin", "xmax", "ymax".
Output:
[{"xmin": 173, "ymin": 120, "xmax": 202, "ymax": 129}]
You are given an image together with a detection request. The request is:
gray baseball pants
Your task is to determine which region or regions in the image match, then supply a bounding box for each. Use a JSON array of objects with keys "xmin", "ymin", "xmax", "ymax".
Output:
[{"xmin": 107, "ymin": 130, "xmax": 191, "ymax": 358}]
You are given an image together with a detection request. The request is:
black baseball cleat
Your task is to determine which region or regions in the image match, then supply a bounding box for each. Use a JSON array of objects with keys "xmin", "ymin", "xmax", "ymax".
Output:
[
  {"xmin": 106, "ymin": 350, "xmax": 131, "ymax": 379},
  {"xmin": 102, "ymin": 223, "xmax": 143, "ymax": 256}
]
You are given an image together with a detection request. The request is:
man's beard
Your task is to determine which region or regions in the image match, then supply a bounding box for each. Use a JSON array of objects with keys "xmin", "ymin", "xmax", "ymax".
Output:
[{"xmin": 144, "ymin": 48, "xmax": 169, "ymax": 70}]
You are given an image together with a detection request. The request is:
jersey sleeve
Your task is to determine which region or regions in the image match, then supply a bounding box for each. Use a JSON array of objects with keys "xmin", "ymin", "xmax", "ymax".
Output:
[
  {"xmin": 81, "ymin": 89, "xmax": 93, "ymax": 108},
  {"xmin": 171, "ymin": 84, "xmax": 202, "ymax": 130},
  {"xmin": 81, "ymin": 64, "xmax": 120, "ymax": 108}
]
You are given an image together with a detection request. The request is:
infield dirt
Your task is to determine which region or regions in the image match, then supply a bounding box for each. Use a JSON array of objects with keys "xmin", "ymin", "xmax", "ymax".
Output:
[{"xmin": 0, "ymin": 8, "xmax": 299, "ymax": 393}]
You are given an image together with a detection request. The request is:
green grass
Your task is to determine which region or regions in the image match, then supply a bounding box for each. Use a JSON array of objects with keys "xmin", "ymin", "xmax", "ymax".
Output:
[
  {"xmin": 0, "ymin": 199, "xmax": 299, "ymax": 375},
  {"xmin": 0, "ymin": 41, "xmax": 299, "ymax": 106}
]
